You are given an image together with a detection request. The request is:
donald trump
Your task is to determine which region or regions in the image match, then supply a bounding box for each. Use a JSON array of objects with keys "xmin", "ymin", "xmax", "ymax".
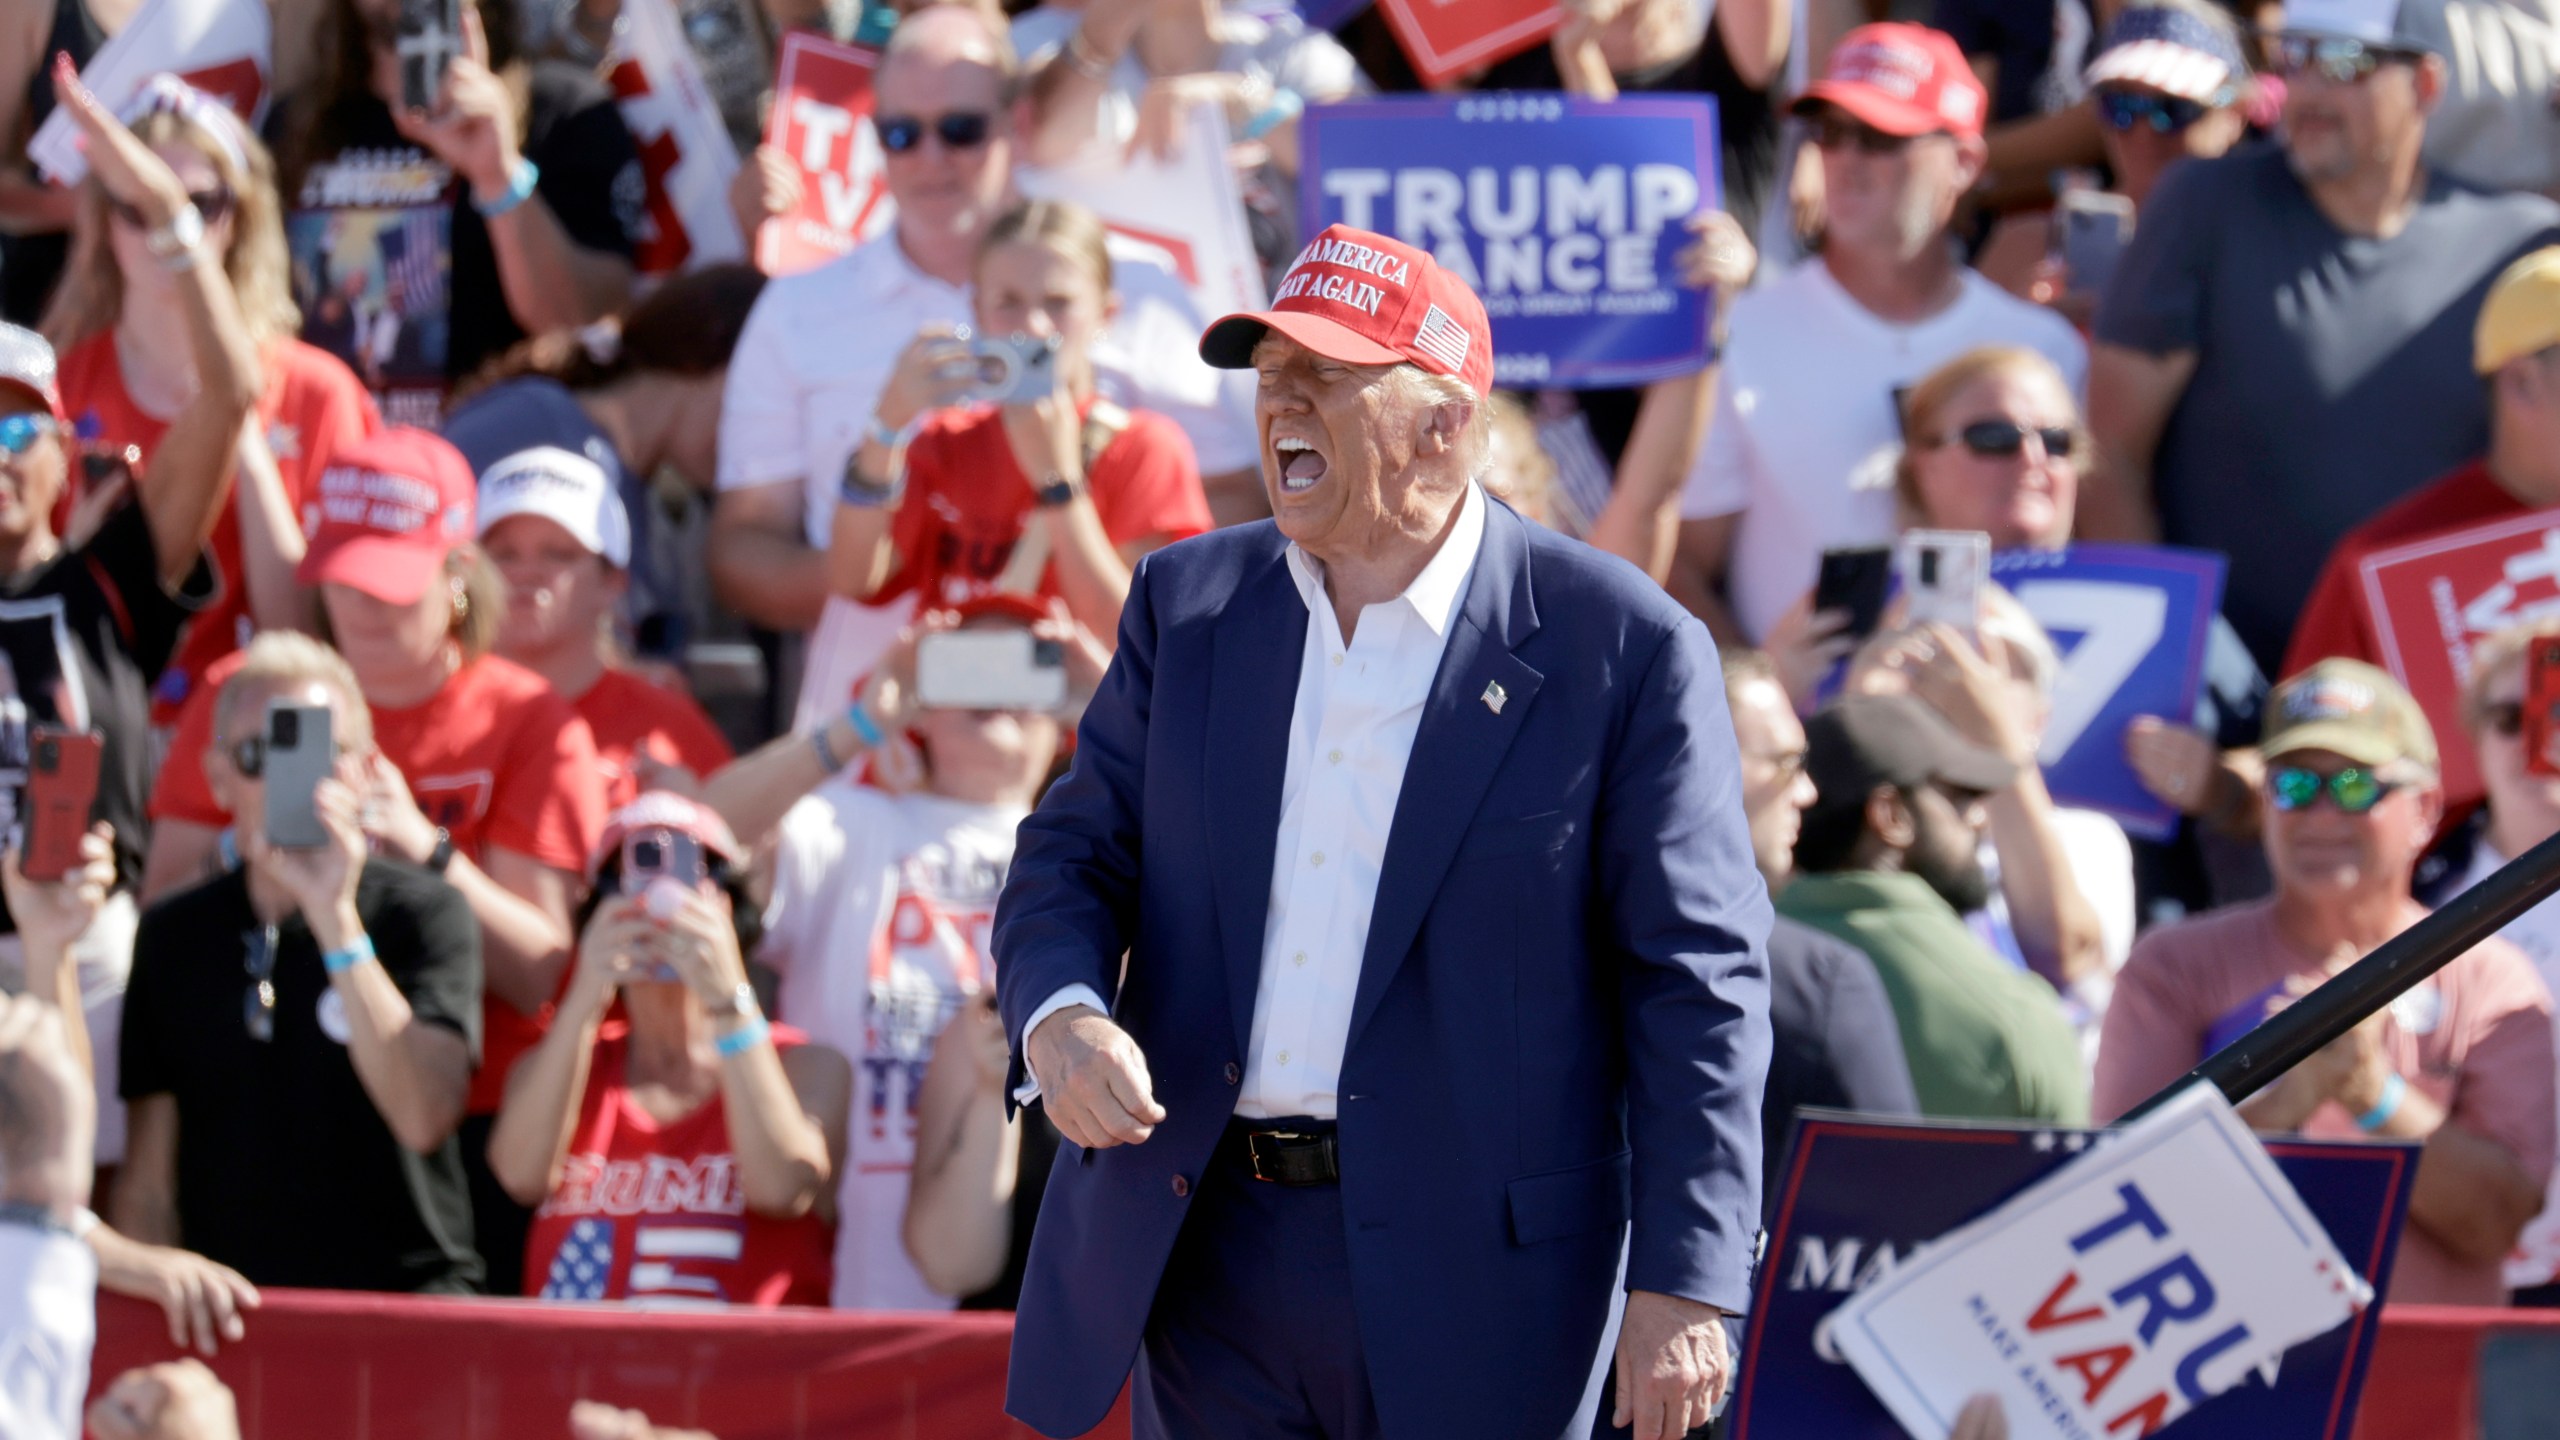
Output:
[{"xmin": 994, "ymin": 222, "xmax": 1772, "ymax": 1440}]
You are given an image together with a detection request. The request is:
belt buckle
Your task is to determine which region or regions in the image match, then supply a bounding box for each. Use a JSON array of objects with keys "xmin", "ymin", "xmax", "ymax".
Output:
[{"xmin": 1247, "ymin": 1129, "xmax": 1307, "ymax": 1184}]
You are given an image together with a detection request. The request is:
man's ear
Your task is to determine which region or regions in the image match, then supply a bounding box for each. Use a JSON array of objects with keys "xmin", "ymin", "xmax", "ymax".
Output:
[
  {"xmin": 1866, "ymin": 785, "xmax": 1916, "ymax": 849},
  {"xmin": 1950, "ymin": 133, "xmax": 1990, "ymax": 194},
  {"xmin": 2415, "ymin": 54, "xmax": 2448, "ymax": 112},
  {"xmin": 1420, "ymin": 399, "xmax": 1474, "ymax": 457}
]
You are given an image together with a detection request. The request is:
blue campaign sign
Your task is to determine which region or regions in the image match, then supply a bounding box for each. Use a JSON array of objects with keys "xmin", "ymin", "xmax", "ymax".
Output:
[
  {"xmin": 1295, "ymin": 0, "xmax": 1372, "ymax": 27},
  {"xmin": 1297, "ymin": 94, "xmax": 1720, "ymax": 389},
  {"xmin": 1993, "ymin": 544, "xmax": 2225, "ymax": 841},
  {"xmin": 1730, "ymin": 1112, "xmax": 2418, "ymax": 1440}
]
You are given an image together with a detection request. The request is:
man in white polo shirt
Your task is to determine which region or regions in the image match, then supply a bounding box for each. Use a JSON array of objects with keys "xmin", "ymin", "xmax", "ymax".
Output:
[
  {"xmin": 1675, "ymin": 23, "xmax": 2086, "ymax": 646},
  {"xmin": 712, "ymin": 3, "xmax": 1255, "ymax": 698}
]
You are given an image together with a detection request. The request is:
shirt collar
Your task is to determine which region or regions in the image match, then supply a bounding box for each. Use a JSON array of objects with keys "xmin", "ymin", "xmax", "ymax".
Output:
[{"xmin": 1284, "ymin": 479, "xmax": 1488, "ymax": 639}]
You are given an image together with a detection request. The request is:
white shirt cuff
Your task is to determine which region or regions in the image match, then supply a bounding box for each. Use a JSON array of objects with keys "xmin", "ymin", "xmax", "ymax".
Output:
[{"xmin": 1013, "ymin": 984, "xmax": 1109, "ymax": 1106}]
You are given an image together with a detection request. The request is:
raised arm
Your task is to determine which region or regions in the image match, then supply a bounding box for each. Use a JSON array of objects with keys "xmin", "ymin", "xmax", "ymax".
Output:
[{"xmin": 53, "ymin": 60, "xmax": 261, "ymax": 587}]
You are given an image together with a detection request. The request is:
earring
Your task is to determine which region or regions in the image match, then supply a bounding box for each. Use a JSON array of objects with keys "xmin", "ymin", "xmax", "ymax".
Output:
[{"xmin": 450, "ymin": 576, "xmax": 469, "ymax": 620}]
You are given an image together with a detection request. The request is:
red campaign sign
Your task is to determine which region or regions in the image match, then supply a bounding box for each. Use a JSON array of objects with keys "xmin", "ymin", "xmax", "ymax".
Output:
[
  {"xmin": 607, "ymin": 56, "xmax": 696, "ymax": 276},
  {"xmin": 758, "ymin": 32, "xmax": 892, "ymax": 277},
  {"xmin": 1375, "ymin": 0, "xmax": 1562, "ymax": 87},
  {"xmin": 2355, "ymin": 510, "xmax": 2560, "ymax": 809},
  {"xmin": 174, "ymin": 55, "xmax": 264, "ymax": 123}
]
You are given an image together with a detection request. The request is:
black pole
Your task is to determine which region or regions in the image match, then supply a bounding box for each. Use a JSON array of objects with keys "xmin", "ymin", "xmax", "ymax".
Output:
[{"xmin": 2120, "ymin": 824, "xmax": 2560, "ymax": 1125}]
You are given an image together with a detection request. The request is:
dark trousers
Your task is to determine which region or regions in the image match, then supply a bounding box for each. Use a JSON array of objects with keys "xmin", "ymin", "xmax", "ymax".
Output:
[
  {"xmin": 1135, "ymin": 1120, "xmax": 1386, "ymax": 1440},
  {"xmin": 459, "ymin": 1112, "xmax": 532, "ymax": 1295}
]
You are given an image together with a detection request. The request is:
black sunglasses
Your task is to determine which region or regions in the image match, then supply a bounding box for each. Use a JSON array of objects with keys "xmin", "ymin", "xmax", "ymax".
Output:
[
  {"xmin": 2482, "ymin": 700, "xmax": 2526, "ymax": 738},
  {"xmin": 2097, "ymin": 89, "xmax": 2210, "ymax": 134},
  {"xmin": 243, "ymin": 924, "xmax": 279, "ymax": 1043},
  {"xmin": 1811, "ymin": 114, "xmax": 1922, "ymax": 156},
  {"xmin": 225, "ymin": 734, "xmax": 266, "ymax": 778},
  {"xmin": 110, "ymin": 187, "xmax": 235, "ymax": 230},
  {"xmin": 1946, "ymin": 420, "xmax": 2078, "ymax": 460},
  {"xmin": 2269, "ymin": 34, "xmax": 2418, "ymax": 84},
  {"xmin": 876, "ymin": 111, "xmax": 994, "ymax": 154}
]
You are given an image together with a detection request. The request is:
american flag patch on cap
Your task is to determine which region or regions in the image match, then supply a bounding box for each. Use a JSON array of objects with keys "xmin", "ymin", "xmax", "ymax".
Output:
[{"xmin": 1413, "ymin": 305, "xmax": 1472, "ymax": 375}]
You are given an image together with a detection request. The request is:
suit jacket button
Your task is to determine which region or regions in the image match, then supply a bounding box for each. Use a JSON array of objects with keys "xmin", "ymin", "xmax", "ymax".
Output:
[
  {"xmin": 1171, "ymin": 1175, "xmax": 1191, "ymax": 1198},
  {"xmin": 1223, "ymin": 1062, "xmax": 1240, "ymax": 1085}
]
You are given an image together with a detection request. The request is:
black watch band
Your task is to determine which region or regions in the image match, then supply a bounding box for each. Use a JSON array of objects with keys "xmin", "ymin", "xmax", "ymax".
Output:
[
  {"xmin": 1037, "ymin": 474, "xmax": 1083, "ymax": 508},
  {"xmin": 425, "ymin": 827, "xmax": 455, "ymax": 874}
]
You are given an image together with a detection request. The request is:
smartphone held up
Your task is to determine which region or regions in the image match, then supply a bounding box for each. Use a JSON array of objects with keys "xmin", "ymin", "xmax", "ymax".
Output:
[
  {"xmin": 1897, "ymin": 529, "xmax": 1991, "ymax": 632},
  {"xmin": 399, "ymin": 0, "xmax": 464, "ymax": 113},
  {"xmin": 261, "ymin": 700, "xmax": 337, "ymax": 850},
  {"xmin": 22, "ymin": 725, "xmax": 101, "ymax": 882}
]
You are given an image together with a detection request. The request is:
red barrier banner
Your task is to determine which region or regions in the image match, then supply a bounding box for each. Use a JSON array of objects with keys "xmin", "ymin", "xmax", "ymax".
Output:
[
  {"xmin": 1374, "ymin": 0, "xmax": 1560, "ymax": 86},
  {"xmin": 85, "ymin": 1289, "xmax": 2554, "ymax": 1439},
  {"xmin": 87, "ymin": 1292, "xmax": 1131, "ymax": 1440},
  {"xmin": 757, "ymin": 33, "xmax": 892, "ymax": 276}
]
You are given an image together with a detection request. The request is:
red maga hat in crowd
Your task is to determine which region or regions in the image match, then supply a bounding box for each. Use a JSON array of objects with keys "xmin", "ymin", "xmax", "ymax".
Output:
[
  {"xmin": 296, "ymin": 428, "xmax": 478, "ymax": 606},
  {"xmin": 1198, "ymin": 223, "xmax": 1495, "ymax": 397},
  {"xmin": 1792, "ymin": 23, "xmax": 1987, "ymax": 140}
]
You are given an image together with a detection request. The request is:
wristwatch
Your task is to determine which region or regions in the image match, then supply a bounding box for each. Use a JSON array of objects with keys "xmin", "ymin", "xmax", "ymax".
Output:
[
  {"xmin": 144, "ymin": 203, "xmax": 204, "ymax": 262},
  {"xmin": 840, "ymin": 448, "xmax": 904, "ymax": 509},
  {"xmin": 423, "ymin": 827, "xmax": 455, "ymax": 875},
  {"xmin": 1036, "ymin": 473, "xmax": 1085, "ymax": 508},
  {"xmin": 707, "ymin": 980, "xmax": 760, "ymax": 1021}
]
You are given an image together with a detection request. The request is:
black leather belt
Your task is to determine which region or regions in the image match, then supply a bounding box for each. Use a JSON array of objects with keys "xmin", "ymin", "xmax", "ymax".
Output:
[{"xmin": 1239, "ymin": 1125, "xmax": 1340, "ymax": 1186}]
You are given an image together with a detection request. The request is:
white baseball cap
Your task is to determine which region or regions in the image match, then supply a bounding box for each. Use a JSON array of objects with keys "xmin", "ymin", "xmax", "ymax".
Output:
[{"xmin": 476, "ymin": 446, "xmax": 631, "ymax": 569}]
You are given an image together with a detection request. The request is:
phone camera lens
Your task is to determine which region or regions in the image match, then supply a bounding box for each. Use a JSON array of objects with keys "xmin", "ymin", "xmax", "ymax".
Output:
[
  {"xmin": 33, "ymin": 738, "xmax": 55, "ymax": 769},
  {"xmin": 271, "ymin": 711, "xmax": 299, "ymax": 747},
  {"xmin": 633, "ymin": 838, "xmax": 664, "ymax": 870}
]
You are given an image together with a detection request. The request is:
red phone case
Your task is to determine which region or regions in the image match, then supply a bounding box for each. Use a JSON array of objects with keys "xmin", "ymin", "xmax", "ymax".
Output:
[{"xmin": 24, "ymin": 728, "xmax": 101, "ymax": 881}]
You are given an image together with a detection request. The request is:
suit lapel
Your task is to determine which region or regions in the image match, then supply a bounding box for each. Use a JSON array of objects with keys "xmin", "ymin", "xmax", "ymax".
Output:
[
  {"xmin": 1203, "ymin": 542, "xmax": 1309, "ymax": 1062},
  {"xmin": 1344, "ymin": 503, "xmax": 1543, "ymax": 1053}
]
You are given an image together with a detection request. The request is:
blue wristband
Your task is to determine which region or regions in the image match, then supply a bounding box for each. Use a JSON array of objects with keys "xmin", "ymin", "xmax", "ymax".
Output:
[
  {"xmin": 846, "ymin": 703, "xmax": 885, "ymax": 749},
  {"xmin": 322, "ymin": 933, "xmax": 377, "ymax": 975},
  {"xmin": 1242, "ymin": 87, "xmax": 1303, "ymax": 141},
  {"xmin": 473, "ymin": 158, "xmax": 541, "ymax": 218},
  {"xmin": 2353, "ymin": 1071, "xmax": 2406, "ymax": 1132},
  {"xmin": 714, "ymin": 1015, "xmax": 771, "ymax": 1058}
]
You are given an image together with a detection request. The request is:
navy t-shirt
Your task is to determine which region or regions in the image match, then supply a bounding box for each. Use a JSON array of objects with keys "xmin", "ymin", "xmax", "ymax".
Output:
[{"xmin": 1762, "ymin": 915, "xmax": 1919, "ymax": 1215}]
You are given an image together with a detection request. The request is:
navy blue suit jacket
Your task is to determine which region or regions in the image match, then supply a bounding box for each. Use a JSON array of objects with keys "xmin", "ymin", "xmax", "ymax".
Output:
[{"xmin": 993, "ymin": 500, "xmax": 1773, "ymax": 1439}]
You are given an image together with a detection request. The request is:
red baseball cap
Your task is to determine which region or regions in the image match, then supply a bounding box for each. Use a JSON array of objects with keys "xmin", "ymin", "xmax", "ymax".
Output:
[
  {"xmin": 1199, "ymin": 223, "xmax": 1494, "ymax": 397},
  {"xmin": 587, "ymin": 791, "xmax": 745, "ymax": 883},
  {"xmin": 296, "ymin": 427, "xmax": 477, "ymax": 605},
  {"xmin": 1792, "ymin": 23, "xmax": 1987, "ymax": 139}
]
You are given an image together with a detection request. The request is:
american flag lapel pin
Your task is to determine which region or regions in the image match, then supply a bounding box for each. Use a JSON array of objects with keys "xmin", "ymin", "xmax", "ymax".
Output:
[{"xmin": 1481, "ymin": 680, "xmax": 1507, "ymax": 715}]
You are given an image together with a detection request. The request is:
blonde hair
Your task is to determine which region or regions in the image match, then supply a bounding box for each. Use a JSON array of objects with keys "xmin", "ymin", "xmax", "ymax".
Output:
[
  {"xmin": 976, "ymin": 198, "xmax": 1113, "ymax": 296},
  {"xmin": 216, "ymin": 630, "xmax": 375, "ymax": 752},
  {"xmin": 2462, "ymin": 620, "xmax": 2560, "ymax": 734},
  {"xmin": 1480, "ymin": 392, "xmax": 1562, "ymax": 527},
  {"xmin": 1893, "ymin": 347, "xmax": 2088, "ymax": 523},
  {"xmin": 312, "ymin": 545, "xmax": 507, "ymax": 667},
  {"xmin": 42, "ymin": 107, "xmax": 301, "ymax": 352}
]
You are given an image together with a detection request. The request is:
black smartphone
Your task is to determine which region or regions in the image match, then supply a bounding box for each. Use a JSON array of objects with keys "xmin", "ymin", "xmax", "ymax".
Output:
[
  {"xmin": 399, "ymin": 0, "xmax": 462, "ymax": 113},
  {"xmin": 1813, "ymin": 546, "xmax": 1892, "ymax": 640}
]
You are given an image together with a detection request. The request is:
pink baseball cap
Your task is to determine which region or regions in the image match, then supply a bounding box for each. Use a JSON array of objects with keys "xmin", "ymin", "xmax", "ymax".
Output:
[
  {"xmin": 0, "ymin": 323, "xmax": 68, "ymax": 426},
  {"xmin": 588, "ymin": 791, "xmax": 745, "ymax": 882},
  {"xmin": 296, "ymin": 428, "xmax": 477, "ymax": 605},
  {"xmin": 1793, "ymin": 23, "xmax": 1988, "ymax": 139},
  {"xmin": 1199, "ymin": 223, "xmax": 1494, "ymax": 397}
]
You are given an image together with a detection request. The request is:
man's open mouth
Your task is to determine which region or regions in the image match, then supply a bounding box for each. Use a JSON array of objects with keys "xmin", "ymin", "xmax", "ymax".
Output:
[{"xmin": 1275, "ymin": 436, "xmax": 1328, "ymax": 494}]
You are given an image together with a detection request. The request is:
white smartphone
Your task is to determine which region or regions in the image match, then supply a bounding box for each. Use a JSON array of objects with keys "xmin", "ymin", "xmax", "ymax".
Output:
[
  {"xmin": 1897, "ymin": 529, "xmax": 1991, "ymax": 632},
  {"xmin": 915, "ymin": 629, "xmax": 1069, "ymax": 712}
]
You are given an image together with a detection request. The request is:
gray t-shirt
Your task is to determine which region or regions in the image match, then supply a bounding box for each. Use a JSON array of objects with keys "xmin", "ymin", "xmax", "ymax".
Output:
[{"xmin": 2095, "ymin": 143, "xmax": 2560, "ymax": 673}]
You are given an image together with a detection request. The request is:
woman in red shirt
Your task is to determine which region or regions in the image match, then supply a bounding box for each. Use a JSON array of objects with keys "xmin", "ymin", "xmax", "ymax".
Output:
[
  {"xmin": 40, "ymin": 75, "xmax": 378, "ymax": 725},
  {"xmin": 828, "ymin": 199, "xmax": 1210, "ymax": 651},
  {"xmin": 477, "ymin": 445, "xmax": 732, "ymax": 807},
  {"xmin": 491, "ymin": 794, "xmax": 847, "ymax": 1307},
  {"xmin": 139, "ymin": 427, "xmax": 606, "ymax": 1294}
]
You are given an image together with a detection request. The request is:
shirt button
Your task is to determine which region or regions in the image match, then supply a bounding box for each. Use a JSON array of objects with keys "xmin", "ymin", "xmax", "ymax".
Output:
[
  {"xmin": 1278, "ymin": 1050, "xmax": 1290, "ymax": 1065},
  {"xmin": 1171, "ymin": 1175, "xmax": 1190, "ymax": 1198},
  {"xmin": 1328, "ymin": 749, "xmax": 1343, "ymax": 764},
  {"xmin": 1330, "ymin": 654, "xmax": 1344, "ymax": 667},
  {"xmin": 1310, "ymin": 851, "xmax": 1326, "ymax": 868},
  {"xmin": 1293, "ymin": 951, "xmax": 1307, "ymax": 968},
  {"xmin": 1223, "ymin": 1062, "xmax": 1240, "ymax": 1085}
]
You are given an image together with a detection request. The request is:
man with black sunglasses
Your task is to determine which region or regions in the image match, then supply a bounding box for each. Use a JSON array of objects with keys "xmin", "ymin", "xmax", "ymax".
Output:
[
  {"xmin": 116, "ymin": 633, "xmax": 484, "ymax": 1295},
  {"xmin": 2096, "ymin": 659, "xmax": 2554, "ymax": 1305},
  {"xmin": 2083, "ymin": 0, "xmax": 2560, "ymax": 679}
]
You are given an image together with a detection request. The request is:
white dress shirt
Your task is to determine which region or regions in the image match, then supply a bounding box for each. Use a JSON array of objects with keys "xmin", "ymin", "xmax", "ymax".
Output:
[{"xmin": 1021, "ymin": 481, "xmax": 1489, "ymax": 1119}]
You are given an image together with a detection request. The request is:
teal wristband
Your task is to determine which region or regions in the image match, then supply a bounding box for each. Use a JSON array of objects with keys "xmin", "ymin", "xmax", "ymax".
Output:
[
  {"xmin": 322, "ymin": 933, "xmax": 377, "ymax": 975},
  {"xmin": 1242, "ymin": 87, "xmax": 1303, "ymax": 141},
  {"xmin": 474, "ymin": 158, "xmax": 541, "ymax": 218},
  {"xmin": 846, "ymin": 703, "xmax": 885, "ymax": 749},
  {"xmin": 2354, "ymin": 1071, "xmax": 2406, "ymax": 1132},
  {"xmin": 714, "ymin": 1015, "xmax": 771, "ymax": 1058}
]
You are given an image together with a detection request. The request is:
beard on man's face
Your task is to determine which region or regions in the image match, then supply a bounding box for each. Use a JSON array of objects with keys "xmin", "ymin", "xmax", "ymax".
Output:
[{"xmin": 1906, "ymin": 801, "xmax": 1994, "ymax": 915}]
